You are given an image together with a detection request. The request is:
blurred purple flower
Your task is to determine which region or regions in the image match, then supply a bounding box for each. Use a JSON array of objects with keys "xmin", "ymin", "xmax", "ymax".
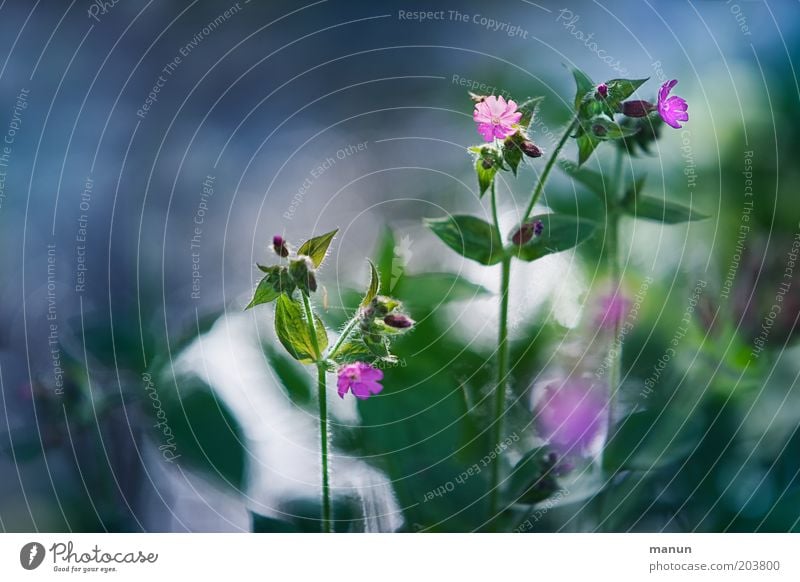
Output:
[
  {"xmin": 337, "ymin": 362, "xmax": 384, "ymax": 399},
  {"xmin": 536, "ymin": 378, "xmax": 607, "ymax": 455},
  {"xmin": 657, "ymin": 80, "xmax": 688, "ymax": 129},
  {"xmin": 595, "ymin": 290, "xmax": 631, "ymax": 331},
  {"xmin": 473, "ymin": 95, "xmax": 521, "ymax": 142}
]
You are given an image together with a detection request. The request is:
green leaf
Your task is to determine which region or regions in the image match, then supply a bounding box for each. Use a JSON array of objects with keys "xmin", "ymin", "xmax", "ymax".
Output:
[
  {"xmin": 502, "ymin": 134, "xmax": 524, "ymax": 176},
  {"xmin": 274, "ymin": 295, "xmax": 318, "ymax": 363},
  {"xmin": 510, "ymin": 213, "xmax": 597, "ymax": 261},
  {"xmin": 506, "ymin": 448, "xmax": 559, "ymax": 505},
  {"xmin": 605, "ymin": 77, "xmax": 648, "ymax": 108},
  {"xmin": 603, "ymin": 409, "xmax": 697, "ymax": 473},
  {"xmin": 251, "ymin": 512, "xmax": 300, "ymax": 532},
  {"xmin": 314, "ymin": 313, "xmax": 329, "ymax": 354},
  {"xmin": 159, "ymin": 376, "xmax": 246, "ymax": 490},
  {"xmin": 576, "ymin": 133, "xmax": 601, "ymax": 166},
  {"xmin": 588, "ymin": 116, "xmax": 640, "ymax": 141},
  {"xmin": 517, "ymin": 95, "xmax": 544, "ymax": 128},
  {"xmin": 361, "ymin": 260, "xmax": 380, "ymax": 307},
  {"xmin": 247, "ymin": 274, "xmax": 280, "ymax": 309},
  {"xmin": 331, "ymin": 339, "xmax": 374, "ymax": 364},
  {"xmin": 571, "ymin": 67, "xmax": 595, "ymax": 110},
  {"xmin": 558, "ymin": 160, "xmax": 609, "ymax": 200},
  {"xmin": 264, "ymin": 343, "xmax": 313, "ymax": 407},
  {"xmin": 394, "ymin": 273, "xmax": 490, "ymax": 310},
  {"xmin": 622, "ymin": 196, "xmax": 709, "ymax": 223},
  {"xmin": 297, "ymin": 229, "xmax": 338, "ymax": 268},
  {"xmin": 374, "ymin": 228, "xmax": 398, "ymax": 293},
  {"xmin": 425, "ymin": 215, "xmax": 505, "ymax": 266},
  {"xmin": 475, "ymin": 156, "xmax": 498, "ymax": 197}
]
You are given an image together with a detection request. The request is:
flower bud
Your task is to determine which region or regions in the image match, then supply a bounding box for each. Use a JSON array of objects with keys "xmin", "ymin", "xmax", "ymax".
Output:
[
  {"xmin": 481, "ymin": 158, "xmax": 494, "ymax": 170},
  {"xmin": 272, "ymin": 235, "xmax": 289, "ymax": 257},
  {"xmin": 520, "ymin": 141, "xmax": 542, "ymax": 158},
  {"xmin": 595, "ymin": 83, "xmax": 608, "ymax": 99},
  {"xmin": 289, "ymin": 256, "xmax": 317, "ymax": 293},
  {"xmin": 621, "ymin": 100, "xmax": 656, "ymax": 118},
  {"xmin": 511, "ymin": 220, "xmax": 544, "ymax": 246},
  {"xmin": 384, "ymin": 313, "xmax": 414, "ymax": 329},
  {"xmin": 468, "ymin": 91, "xmax": 487, "ymax": 103}
]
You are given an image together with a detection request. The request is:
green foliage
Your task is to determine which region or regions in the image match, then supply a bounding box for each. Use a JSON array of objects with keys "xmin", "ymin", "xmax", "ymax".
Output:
[
  {"xmin": 425, "ymin": 215, "xmax": 505, "ymax": 265},
  {"xmin": 274, "ymin": 295, "xmax": 326, "ymax": 363},
  {"xmin": 509, "ymin": 213, "xmax": 598, "ymax": 261},
  {"xmin": 297, "ymin": 229, "xmax": 338, "ymax": 268},
  {"xmin": 361, "ymin": 261, "xmax": 380, "ymax": 307}
]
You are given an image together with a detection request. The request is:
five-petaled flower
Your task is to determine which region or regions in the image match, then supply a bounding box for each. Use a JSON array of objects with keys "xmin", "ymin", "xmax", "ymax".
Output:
[
  {"xmin": 473, "ymin": 95, "xmax": 522, "ymax": 142},
  {"xmin": 337, "ymin": 362, "xmax": 384, "ymax": 399},
  {"xmin": 657, "ymin": 80, "xmax": 688, "ymax": 129}
]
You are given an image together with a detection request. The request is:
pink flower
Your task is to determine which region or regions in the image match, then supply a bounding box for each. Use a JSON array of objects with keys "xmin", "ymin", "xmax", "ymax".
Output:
[
  {"xmin": 337, "ymin": 362, "xmax": 384, "ymax": 399},
  {"xmin": 657, "ymin": 80, "xmax": 688, "ymax": 129},
  {"xmin": 595, "ymin": 291, "xmax": 631, "ymax": 331},
  {"xmin": 473, "ymin": 95, "xmax": 522, "ymax": 142},
  {"xmin": 536, "ymin": 378, "xmax": 608, "ymax": 456}
]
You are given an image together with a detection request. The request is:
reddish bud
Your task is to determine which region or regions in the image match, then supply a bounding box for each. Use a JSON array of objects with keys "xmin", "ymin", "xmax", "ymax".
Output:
[
  {"xmin": 520, "ymin": 141, "xmax": 542, "ymax": 158},
  {"xmin": 384, "ymin": 314, "xmax": 414, "ymax": 329},
  {"xmin": 596, "ymin": 83, "xmax": 608, "ymax": 99},
  {"xmin": 511, "ymin": 220, "xmax": 544, "ymax": 246},
  {"xmin": 621, "ymin": 100, "xmax": 656, "ymax": 118},
  {"xmin": 272, "ymin": 235, "xmax": 289, "ymax": 257}
]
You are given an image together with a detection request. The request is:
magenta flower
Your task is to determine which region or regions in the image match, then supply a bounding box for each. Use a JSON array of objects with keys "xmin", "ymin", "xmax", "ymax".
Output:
[
  {"xmin": 657, "ymin": 80, "xmax": 688, "ymax": 129},
  {"xmin": 536, "ymin": 378, "xmax": 607, "ymax": 455},
  {"xmin": 337, "ymin": 362, "xmax": 384, "ymax": 399},
  {"xmin": 473, "ymin": 95, "xmax": 521, "ymax": 142}
]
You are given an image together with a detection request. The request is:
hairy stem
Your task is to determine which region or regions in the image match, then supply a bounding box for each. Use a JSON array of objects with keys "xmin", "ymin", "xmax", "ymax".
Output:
[
  {"xmin": 317, "ymin": 363, "xmax": 332, "ymax": 533},
  {"xmin": 300, "ymin": 292, "xmax": 331, "ymax": 532},
  {"xmin": 488, "ymin": 181, "xmax": 511, "ymax": 517},
  {"xmin": 522, "ymin": 117, "xmax": 579, "ymax": 221},
  {"xmin": 327, "ymin": 315, "xmax": 360, "ymax": 361}
]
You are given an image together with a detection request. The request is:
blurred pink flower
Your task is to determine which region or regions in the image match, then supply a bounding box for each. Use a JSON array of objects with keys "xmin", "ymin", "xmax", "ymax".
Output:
[
  {"xmin": 595, "ymin": 291, "xmax": 631, "ymax": 331},
  {"xmin": 536, "ymin": 378, "xmax": 607, "ymax": 455},
  {"xmin": 337, "ymin": 362, "xmax": 383, "ymax": 399},
  {"xmin": 657, "ymin": 80, "xmax": 688, "ymax": 129},
  {"xmin": 473, "ymin": 95, "xmax": 521, "ymax": 142}
]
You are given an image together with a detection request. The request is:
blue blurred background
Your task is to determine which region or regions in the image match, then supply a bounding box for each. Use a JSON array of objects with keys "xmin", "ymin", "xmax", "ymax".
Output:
[{"xmin": 1, "ymin": 0, "xmax": 799, "ymax": 532}]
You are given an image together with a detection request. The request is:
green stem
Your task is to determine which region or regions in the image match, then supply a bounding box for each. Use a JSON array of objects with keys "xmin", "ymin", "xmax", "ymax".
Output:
[
  {"xmin": 301, "ymin": 292, "xmax": 332, "ymax": 532},
  {"xmin": 488, "ymin": 180, "xmax": 511, "ymax": 518},
  {"xmin": 607, "ymin": 149, "xmax": 624, "ymax": 433},
  {"xmin": 327, "ymin": 315, "xmax": 360, "ymax": 361},
  {"xmin": 317, "ymin": 363, "xmax": 332, "ymax": 533},
  {"xmin": 522, "ymin": 117, "xmax": 579, "ymax": 221}
]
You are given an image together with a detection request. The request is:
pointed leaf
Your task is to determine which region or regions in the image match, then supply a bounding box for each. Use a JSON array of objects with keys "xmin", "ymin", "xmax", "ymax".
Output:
[
  {"xmin": 588, "ymin": 116, "xmax": 640, "ymax": 141},
  {"xmin": 622, "ymin": 196, "xmax": 709, "ymax": 223},
  {"xmin": 373, "ymin": 228, "xmax": 397, "ymax": 293},
  {"xmin": 576, "ymin": 133, "xmax": 601, "ymax": 166},
  {"xmin": 425, "ymin": 215, "xmax": 505, "ymax": 265},
  {"xmin": 510, "ymin": 213, "xmax": 597, "ymax": 261},
  {"xmin": 274, "ymin": 295, "xmax": 317, "ymax": 363},
  {"xmin": 246, "ymin": 275, "xmax": 280, "ymax": 309},
  {"xmin": 571, "ymin": 67, "xmax": 595, "ymax": 110},
  {"xmin": 502, "ymin": 134, "xmax": 524, "ymax": 176},
  {"xmin": 559, "ymin": 160, "xmax": 609, "ymax": 200},
  {"xmin": 361, "ymin": 260, "xmax": 380, "ymax": 307},
  {"xmin": 517, "ymin": 95, "xmax": 544, "ymax": 128},
  {"xmin": 297, "ymin": 229, "xmax": 338, "ymax": 267},
  {"xmin": 475, "ymin": 156, "xmax": 498, "ymax": 197},
  {"xmin": 605, "ymin": 78, "xmax": 648, "ymax": 108}
]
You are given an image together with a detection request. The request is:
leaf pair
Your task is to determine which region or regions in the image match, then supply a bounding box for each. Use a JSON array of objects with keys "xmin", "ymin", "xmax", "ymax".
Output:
[
  {"xmin": 559, "ymin": 162, "xmax": 709, "ymax": 223},
  {"xmin": 425, "ymin": 213, "xmax": 597, "ymax": 266}
]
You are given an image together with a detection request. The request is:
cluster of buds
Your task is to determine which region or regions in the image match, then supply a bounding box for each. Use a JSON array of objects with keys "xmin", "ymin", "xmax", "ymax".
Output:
[{"xmin": 360, "ymin": 296, "xmax": 414, "ymax": 334}]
